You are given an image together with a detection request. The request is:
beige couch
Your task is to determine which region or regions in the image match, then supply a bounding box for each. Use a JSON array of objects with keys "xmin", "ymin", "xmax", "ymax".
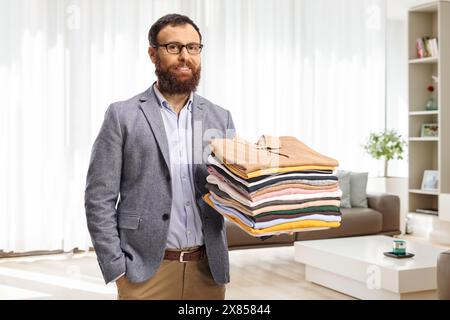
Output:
[{"xmin": 226, "ymin": 192, "xmax": 401, "ymax": 249}]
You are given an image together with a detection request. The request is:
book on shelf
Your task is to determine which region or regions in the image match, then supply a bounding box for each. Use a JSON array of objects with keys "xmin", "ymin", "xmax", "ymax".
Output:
[
  {"xmin": 415, "ymin": 208, "xmax": 438, "ymax": 215},
  {"xmin": 416, "ymin": 37, "xmax": 439, "ymax": 58}
]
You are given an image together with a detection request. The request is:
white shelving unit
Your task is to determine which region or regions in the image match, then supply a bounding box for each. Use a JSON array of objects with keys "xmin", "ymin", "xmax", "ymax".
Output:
[{"xmin": 407, "ymin": 1, "xmax": 450, "ymax": 222}]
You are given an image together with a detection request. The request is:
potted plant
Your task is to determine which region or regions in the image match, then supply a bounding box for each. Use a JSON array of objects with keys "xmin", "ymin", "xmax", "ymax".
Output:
[
  {"xmin": 362, "ymin": 129, "xmax": 406, "ymax": 178},
  {"xmin": 363, "ymin": 130, "xmax": 408, "ymax": 232}
]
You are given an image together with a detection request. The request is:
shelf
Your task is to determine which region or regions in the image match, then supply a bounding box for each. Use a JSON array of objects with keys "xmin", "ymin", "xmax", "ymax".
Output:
[
  {"xmin": 409, "ymin": 110, "xmax": 439, "ymax": 116},
  {"xmin": 408, "ymin": 1, "xmax": 450, "ymax": 222},
  {"xmin": 409, "ymin": 210, "xmax": 439, "ymax": 217},
  {"xmin": 409, "ymin": 137, "xmax": 439, "ymax": 141},
  {"xmin": 409, "ymin": 57, "xmax": 439, "ymax": 64},
  {"xmin": 415, "ymin": 208, "xmax": 439, "ymax": 216},
  {"xmin": 409, "ymin": 189, "xmax": 439, "ymax": 195},
  {"xmin": 409, "ymin": 1, "xmax": 438, "ymax": 13}
]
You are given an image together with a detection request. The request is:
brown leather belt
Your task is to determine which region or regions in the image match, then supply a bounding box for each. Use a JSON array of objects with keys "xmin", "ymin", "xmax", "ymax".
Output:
[{"xmin": 164, "ymin": 246, "xmax": 206, "ymax": 262}]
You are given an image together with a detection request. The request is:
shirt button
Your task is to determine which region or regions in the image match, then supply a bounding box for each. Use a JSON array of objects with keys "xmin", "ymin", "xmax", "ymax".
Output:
[
  {"xmin": 187, "ymin": 230, "xmax": 191, "ymax": 235},
  {"xmin": 185, "ymin": 201, "xmax": 191, "ymax": 207},
  {"xmin": 162, "ymin": 213, "xmax": 170, "ymax": 221}
]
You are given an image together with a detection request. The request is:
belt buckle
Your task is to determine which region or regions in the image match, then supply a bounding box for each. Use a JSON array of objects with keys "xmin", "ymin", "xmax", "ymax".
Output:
[{"xmin": 179, "ymin": 251, "xmax": 188, "ymax": 263}]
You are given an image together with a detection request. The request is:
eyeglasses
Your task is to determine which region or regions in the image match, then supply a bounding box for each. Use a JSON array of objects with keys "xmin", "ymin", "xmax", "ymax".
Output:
[{"xmin": 153, "ymin": 42, "xmax": 203, "ymax": 55}]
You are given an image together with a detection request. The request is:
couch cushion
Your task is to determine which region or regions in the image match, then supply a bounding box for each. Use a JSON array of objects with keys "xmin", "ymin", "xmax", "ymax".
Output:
[
  {"xmin": 295, "ymin": 207, "xmax": 382, "ymax": 241},
  {"xmin": 226, "ymin": 220, "xmax": 294, "ymax": 249},
  {"xmin": 350, "ymin": 172, "xmax": 368, "ymax": 208},
  {"xmin": 337, "ymin": 170, "xmax": 351, "ymax": 208}
]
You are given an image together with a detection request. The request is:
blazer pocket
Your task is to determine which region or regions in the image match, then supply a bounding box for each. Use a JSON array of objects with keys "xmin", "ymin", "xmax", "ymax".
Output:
[{"xmin": 118, "ymin": 214, "xmax": 141, "ymax": 230}]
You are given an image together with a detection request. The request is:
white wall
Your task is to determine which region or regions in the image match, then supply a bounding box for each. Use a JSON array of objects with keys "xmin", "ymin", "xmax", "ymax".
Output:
[{"xmin": 386, "ymin": 19, "xmax": 408, "ymax": 177}]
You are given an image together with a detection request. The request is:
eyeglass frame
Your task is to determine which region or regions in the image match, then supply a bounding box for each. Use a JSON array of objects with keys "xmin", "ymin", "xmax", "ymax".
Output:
[{"xmin": 152, "ymin": 42, "xmax": 204, "ymax": 55}]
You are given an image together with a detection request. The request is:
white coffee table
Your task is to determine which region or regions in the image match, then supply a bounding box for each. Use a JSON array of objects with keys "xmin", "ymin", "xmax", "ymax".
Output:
[{"xmin": 294, "ymin": 235, "xmax": 446, "ymax": 299}]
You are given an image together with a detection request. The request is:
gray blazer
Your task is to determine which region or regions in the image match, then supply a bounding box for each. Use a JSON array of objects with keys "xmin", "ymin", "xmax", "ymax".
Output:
[{"xmin": 84, "ymin": 86, "xmax": 235, "ymax": 284}]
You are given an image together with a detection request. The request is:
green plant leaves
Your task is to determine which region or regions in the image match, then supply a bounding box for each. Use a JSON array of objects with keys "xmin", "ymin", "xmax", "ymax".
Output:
[{"xmin": 362, "ymin": 130, "xmax": 406, "ymax": 161}]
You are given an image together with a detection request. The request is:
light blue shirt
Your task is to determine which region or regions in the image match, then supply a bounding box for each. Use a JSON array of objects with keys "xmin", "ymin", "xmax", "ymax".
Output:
[{"xmin": 153, "ymin": 84, "xmax": 204, "ymax": 249}]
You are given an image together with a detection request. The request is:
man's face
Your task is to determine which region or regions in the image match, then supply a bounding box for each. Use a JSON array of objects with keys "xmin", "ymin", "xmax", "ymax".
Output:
[{"xmin": 149, "ymin": 24, "xmax": 201, "ymax": 94}]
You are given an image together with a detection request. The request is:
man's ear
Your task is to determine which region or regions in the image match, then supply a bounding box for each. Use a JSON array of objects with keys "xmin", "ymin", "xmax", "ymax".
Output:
[{"xmin": 148, "ymin": 46, "xmax": 157, "ymax": 64}]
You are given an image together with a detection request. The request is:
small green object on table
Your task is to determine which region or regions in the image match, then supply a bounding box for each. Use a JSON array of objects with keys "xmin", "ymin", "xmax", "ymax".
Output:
[{"xmin": 383, "ymin": 252, "xmax": 415, "ymax": 259}]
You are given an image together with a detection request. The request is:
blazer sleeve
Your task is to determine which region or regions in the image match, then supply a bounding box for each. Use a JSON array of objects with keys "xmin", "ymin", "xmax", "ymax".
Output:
[{"xmin": 84, "ymin": 103, "xmax": 126, "ymax": 284}]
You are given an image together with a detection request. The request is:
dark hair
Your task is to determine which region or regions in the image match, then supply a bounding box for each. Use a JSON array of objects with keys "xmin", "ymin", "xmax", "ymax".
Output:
[{"xmin": 148, "ymin": 14, "xmax": 202, "ymax": 46}]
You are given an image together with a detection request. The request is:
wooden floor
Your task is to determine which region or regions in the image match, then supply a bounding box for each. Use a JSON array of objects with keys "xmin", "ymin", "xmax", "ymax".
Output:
[{"xmin": 0, "ymin": 246, "xmax": 353, "ymax": 300}]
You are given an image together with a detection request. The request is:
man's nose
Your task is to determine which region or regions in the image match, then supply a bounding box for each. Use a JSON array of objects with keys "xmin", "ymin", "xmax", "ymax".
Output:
[{"xmin": 178, "ymin": 46, "xmax": 189, "ymax": 60}]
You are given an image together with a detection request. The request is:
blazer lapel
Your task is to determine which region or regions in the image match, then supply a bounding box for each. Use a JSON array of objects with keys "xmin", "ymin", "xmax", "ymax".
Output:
[{"xmin": 139, "ymin": 87, "xmax": 171, "ymax": 171}]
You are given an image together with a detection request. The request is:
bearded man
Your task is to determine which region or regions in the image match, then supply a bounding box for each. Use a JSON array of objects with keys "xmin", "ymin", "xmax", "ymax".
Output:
[{"xmin": 85, "ymin": 13, "xmax": 236, "ymax": 300}]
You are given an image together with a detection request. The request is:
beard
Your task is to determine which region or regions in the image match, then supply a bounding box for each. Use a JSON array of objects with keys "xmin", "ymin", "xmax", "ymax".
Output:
[{"xmin": 155, "ymin": 56, "xmax": 201, "ymax": 95}]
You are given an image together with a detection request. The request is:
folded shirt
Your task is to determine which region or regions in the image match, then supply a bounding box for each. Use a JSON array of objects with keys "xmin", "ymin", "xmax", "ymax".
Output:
[
  {"xmin": 208, "ymin": 165, "xmax": 339, "ymax": 201},
  {"xmin": 208, "ymin": 156, "xmax": 338, "ymax": 193},
  {"xmin": 250, "ymin": 211, "xmax": 341, "ymax": 223},
  {"xmin": 225, "ymin": 163, "xmax": 336, "ymax": 180},
  {"xmin": 209, "ymin": 135, "xmax": 339, "ymax": 179},
  {"xmin": 208, "ymin": 165, "xmax": 339, "ymax": 197},
  {"xmin": 247, "ymin": 181, "xmax": 340, "ymax": 196},
  {"xmin": 207, "ymin": 175, "xmax": 343, "ymax": 207},
  {"xmin": 247, "ymin": 186, "xmax": 340, "ymax": 202},
  {"xmin": 207, "ymin": 183, "xmax": 341, "ymax": 212},
  {"xmin": 203, "ymin": 193, "xmax": 340, "ymax": 236},
  {"xmin": 210, "ymin": 191, "xmax": 341, "ymax": 218},
  {"xmin": 208, "ymin": 194, "xmax": 341, "ymax": 229}
]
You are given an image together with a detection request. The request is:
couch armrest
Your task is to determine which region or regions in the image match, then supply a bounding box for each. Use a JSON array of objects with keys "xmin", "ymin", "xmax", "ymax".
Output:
[
  {"xmin": 438, "ymin": 250, "xmax": 450, "ymax": 300},
  {"xmin": 367, "ymin": 192, "xmax": 400, "ymax": 233}
]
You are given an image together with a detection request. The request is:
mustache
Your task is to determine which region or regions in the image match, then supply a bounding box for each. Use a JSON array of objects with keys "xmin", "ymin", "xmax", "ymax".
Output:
[{"xmin": 171, "ymin": 61, "xmax": 197, "ymax": 70}]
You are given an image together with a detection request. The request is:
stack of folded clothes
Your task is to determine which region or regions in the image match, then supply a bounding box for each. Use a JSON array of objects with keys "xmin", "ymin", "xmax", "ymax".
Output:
[{"xmin": 202, "ymin": 135, "xmax": 342, "ymax": 237}]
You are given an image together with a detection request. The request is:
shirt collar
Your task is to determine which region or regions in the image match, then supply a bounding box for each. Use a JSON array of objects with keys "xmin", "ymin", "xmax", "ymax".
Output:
[{"xmin": 152, "ymin": 83, "xmax": 193, "ymax": 113}]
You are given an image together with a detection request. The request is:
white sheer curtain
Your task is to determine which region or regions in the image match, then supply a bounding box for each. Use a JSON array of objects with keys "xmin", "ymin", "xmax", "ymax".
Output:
[{"xmin": 0, "ymin": 0, "xmax": 385, "ymax": 253}]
